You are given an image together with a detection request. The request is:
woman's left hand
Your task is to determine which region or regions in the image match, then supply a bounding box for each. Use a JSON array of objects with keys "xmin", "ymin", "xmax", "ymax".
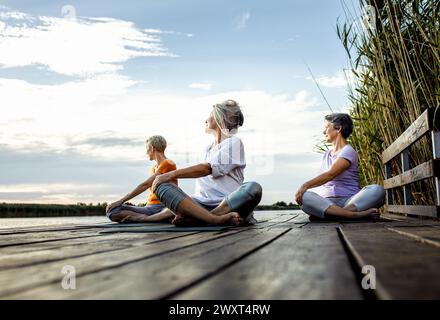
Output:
[
  {"xmin": 152, "ymin": 172, "xmax": 172, "ymax": 192},
  {"xmin": 294, "ymin": 185, "xmax": 308, "ymax": 205},
  {"xmin": 106, "ymin": 200, "xmax": 123, "ymax": 213}
]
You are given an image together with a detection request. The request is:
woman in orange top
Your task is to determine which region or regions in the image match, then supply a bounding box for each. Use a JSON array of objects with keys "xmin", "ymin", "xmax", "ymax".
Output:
[{"xmin": 106, "ymin": 135, "xmax": 177, "ymax": 223}]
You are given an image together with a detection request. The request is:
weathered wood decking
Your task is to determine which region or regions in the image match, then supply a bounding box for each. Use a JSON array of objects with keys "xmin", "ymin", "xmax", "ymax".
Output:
[{"xmin": 0, "ymin": 211, "xmax": 440, "ymax": 300}]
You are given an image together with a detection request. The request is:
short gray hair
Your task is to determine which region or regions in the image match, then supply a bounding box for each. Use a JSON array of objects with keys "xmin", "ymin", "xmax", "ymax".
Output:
[
  {"xmin": 212, "ymin": 99, "xmax": 244, "ymax": 135},
  {"xmin": 146, "ymin": 135, "xmax": 167, "ymax": 153},
  {"xmin": 324, "ymin": 113, "xmax": 353, "ymax": 139}
]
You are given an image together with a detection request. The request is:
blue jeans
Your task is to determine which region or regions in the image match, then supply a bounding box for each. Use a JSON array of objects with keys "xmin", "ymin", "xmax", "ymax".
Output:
[
  {"xmin": 301, "ymin": 184, "xmax": 386, "ymax": 218},
  {"xmin": 106, "ymin": 203, "xmax": 165, "ymax": 220}
]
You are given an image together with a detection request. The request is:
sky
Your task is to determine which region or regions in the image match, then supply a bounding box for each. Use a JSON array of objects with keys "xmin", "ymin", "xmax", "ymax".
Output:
[{"xmin": 0, "ymin": 0, "xmax": 363, "ymax": 205}]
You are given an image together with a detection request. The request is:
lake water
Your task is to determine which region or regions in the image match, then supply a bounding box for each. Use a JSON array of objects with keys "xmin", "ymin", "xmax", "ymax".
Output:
[{"xmin": 0, "ymin": 216, "xmax": 109, "ymax": 229}]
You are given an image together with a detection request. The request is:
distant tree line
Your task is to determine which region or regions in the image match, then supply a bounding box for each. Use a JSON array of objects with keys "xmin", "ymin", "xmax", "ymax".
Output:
[
  {"xmin": 0, "ymin": 202, "xmax": 106, "ymax": 218},
  {"xmin": 255, "ymin": 201, "xmax": 300, "ymax": 211}
]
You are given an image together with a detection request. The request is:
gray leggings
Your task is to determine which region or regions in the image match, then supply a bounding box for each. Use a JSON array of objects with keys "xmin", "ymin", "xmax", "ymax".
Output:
[
  {"xmin": 301, "ymin": 184, "xmax": 386, "ymax": 218},
  {"xmin": 155, "ymin": 181, "xmax": 263, "ymax": 221}
]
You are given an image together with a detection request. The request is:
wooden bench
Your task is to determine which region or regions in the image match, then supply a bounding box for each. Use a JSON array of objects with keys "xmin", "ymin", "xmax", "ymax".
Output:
[{"xmin": 382, "ymin": 108, "xmax": 440, "ymax": 218}]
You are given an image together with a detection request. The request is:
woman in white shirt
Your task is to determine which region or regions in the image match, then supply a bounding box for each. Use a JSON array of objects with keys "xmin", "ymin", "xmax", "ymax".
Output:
[{"xmin": 152, "ymin": 99, "xmax": 262, "ymax": 226}]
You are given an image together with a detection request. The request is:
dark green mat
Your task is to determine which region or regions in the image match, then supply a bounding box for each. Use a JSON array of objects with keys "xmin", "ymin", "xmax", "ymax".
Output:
[{"xmin": 88, "ymin": 222, "xmax": 172, "ymax": 228}]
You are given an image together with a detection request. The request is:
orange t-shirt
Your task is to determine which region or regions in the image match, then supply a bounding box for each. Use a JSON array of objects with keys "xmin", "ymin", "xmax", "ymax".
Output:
[{"xmin": 147, "ymin": 159, "xmax": 177, "ymax": 205}]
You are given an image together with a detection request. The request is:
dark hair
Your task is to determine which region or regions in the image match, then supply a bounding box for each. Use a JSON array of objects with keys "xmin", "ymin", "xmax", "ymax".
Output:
[{"xmin": 324, "ymin": 113, "xmax": 353, "ymax": 139}]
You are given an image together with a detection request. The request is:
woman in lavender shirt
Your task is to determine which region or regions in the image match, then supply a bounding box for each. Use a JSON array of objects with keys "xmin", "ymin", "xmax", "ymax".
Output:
[{"xmin": 295, "ymin": 113, "xmax": 385, "ymax": 219}]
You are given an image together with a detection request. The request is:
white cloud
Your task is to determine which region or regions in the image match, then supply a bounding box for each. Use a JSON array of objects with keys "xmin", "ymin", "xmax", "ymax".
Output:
[
  {"xmin": 0, "ymin": 183, "xmax": 107, "ymax": 194},
  {"xmin": 0, "ymin": 74, "xmax": 324, "ymax": 161},
  {"xmin": 189, "ymin": 82, "xmax": 212, "ymax": 91},
  {"xmin": 0, "ymin": 183, "xmax": 118, "ymax": 204},
  {"xmin": 236, "ymin": 11, "xmax": 251, "ymax": 29},
  {"xmin": 287, "ymin": 34, "xmax": 301, "ymax": 42},
  {"xmin": 307, "ymin": 71, "xmax": 354, "ymax": 88},
  {"xmin": 0, "ymin": 7, "xmax": 175, "ymax": 77},
  {"xmin": 0, "ymin": 79, "xmax": 326, "ymax": 205},
  {"xmin": 0, "ymin": 7, "xmax": 329, "ymax": 205}
]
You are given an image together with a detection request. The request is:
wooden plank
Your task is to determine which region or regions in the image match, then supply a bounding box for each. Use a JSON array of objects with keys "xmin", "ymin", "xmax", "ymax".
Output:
[
  {"xmin": 0, "ymin": 230, "xmax": 192, "ymax": 255},
  {"xmin": 0, "ymin": 225, "xmax": 264, "ymax": 298},
  {"xmin": 0, "ymin": 232, "xmax": 198, "ymax": 269},
  {"xmin": 3, "ymin": 227, "xmax": 291, "ymax": 299},
  {"xmin": 0, "ymin": 213, "xmax": 298, "ymax": 268},
  {"xmin": 0, "ymin": 212, "xmax": 295, "ymax": 254},
  {"xmin": 432, "ymin": 130, "xmax": 440, "ymax": 159},
  {"xmin": 382, "ymin": 109, "xmax": 431, "ymax": 164},
  {"xmin": 0, "ymin": 231, "xmax": 102, "ymax": 248},
  {"xmin": 433, "ymin": 130, "xmax": 440, "ymax": 206},
  {"xmin": 338, "ymin": 225, "xmax": 440, "ymax": 299},
  {"xmin": 386, "ymin": 205, "xmax": 439, "ymax": 218},
  {"xmin": 385, "ymin": 162, "xmax": 393, "ymax": 205},
  {"xmin": 386, "ymin": 226, "xmax": 440, "ymax": 248},
  {"xmin": 435, "ymin": 176, "xmax": 440, "ymax": 206},
  {"xmin": 383, "ymin": 160, "xmax": 439, "ymax": 189},
  {"xmin": 401, "ymin": 150, "xmax": 412, "ymax": 205},
  {"xmin": 0, "ymin": 223, "xmax": 113, "ymax": 235},
  {"xmin": 173, "ymin": 226, "xmax": 363, "ymax": 300}
]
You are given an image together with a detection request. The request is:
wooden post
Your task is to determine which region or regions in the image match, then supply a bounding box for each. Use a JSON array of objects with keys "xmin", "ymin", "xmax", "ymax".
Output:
[
  {"xmin": 432, "ymin": 131, "xmax": 440, "ymax": 206},
  {"xmin": 401, "ymin": 150, "xmax": 412, "ymax": 205},
  {"xmin": 385, "ymin": 162, "xmax": 393, "ymax": 205}
]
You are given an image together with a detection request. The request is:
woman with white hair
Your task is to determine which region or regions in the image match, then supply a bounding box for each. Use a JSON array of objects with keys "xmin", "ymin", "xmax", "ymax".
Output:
[{"xmin": 152, "ymin": 99, "xmax": 262, "ymax": 226}]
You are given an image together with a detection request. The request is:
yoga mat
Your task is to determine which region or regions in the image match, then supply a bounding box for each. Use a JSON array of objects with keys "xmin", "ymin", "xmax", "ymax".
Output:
[
  {"xmin": 87, "ymin": 222, "xmax": 172, "ymax": 228},
  {"xmin": 99, "ymin": 225, "xmax": 235, "ymax": 233}
]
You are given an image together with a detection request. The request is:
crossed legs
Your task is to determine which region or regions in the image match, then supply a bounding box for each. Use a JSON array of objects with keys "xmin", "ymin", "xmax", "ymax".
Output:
[
  {"xmin": 109, "ymin": 208, "xmax": 175, "ymax": 223},
  {"xmin": 301, "ymin": 184, "xmax": 386, "ymax": 219},
  {"xmin": 155, "ymin": 182, "xmax": 262, "ymax": 226}
]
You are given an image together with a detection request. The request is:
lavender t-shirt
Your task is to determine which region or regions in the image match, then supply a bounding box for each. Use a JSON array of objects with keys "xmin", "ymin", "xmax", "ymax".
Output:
[{"xmin": 316, "ymin": 145, "xmax": 360, "ymax": 198}]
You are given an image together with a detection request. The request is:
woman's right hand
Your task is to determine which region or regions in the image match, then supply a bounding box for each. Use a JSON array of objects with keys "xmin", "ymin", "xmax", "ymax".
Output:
[
  {"xmin": 294, "ymin": 185, "xmax": 308, "ymax": 206},
  {"xmin": 106, "ymin": 200, "xmax": 123, "ymax": 213},
  {"xmin": 152, "ymin": 172, "xmax": 173, "ymax": 192}
]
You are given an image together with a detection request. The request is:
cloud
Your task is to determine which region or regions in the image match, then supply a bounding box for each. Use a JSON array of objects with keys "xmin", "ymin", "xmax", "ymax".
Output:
[
  {"xmin": 287, "ymin": 34, "xmax": 301, "ymax": 42},
  {"xmin": 0, "ymin": 73, "xmax": 324, "ymax": 160},
  {"xmin": 307, "ymin": 71, "xmax": 354, "ymax": 88},
  {"xmin": 0, "ymin": 6, "xmax": 329, "ymax": 205},
  {"xmin": 0, "ymin": 7, "xmax": 176, "ymax": 77},
  {"xmin": 189, "ymin": 82, "xmax": 212, "ymax": 91},
  {"xmin": 236, "ymin": 11, "xmax": 251, "ymax": 29},
  {"xmin": 69, "ymin": 133, "xmax": 144, "ymax": 148},
  {"xmin": 0, "ymin": 77, "xmax": 326, "ymax": 204}
]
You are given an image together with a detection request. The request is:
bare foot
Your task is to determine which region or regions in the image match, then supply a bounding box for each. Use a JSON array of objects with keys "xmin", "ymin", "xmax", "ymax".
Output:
[
  {"xmin": 214, "ymin": 212, "xmax": 243, "ymax": 226},
  {"xmin": 344, "ymin": 204, "xmax": 358, "ymax": 212},
  {"xmin": 171, "ymin": 214, "xmax": 204, "ymax": 226},
  {"xmin": 172, "ymin": 212, "xmax": 243, "ymax": 227},
  {"xmin": 356, "ymin": 208, "xmax": 380, "ymax": 219}
]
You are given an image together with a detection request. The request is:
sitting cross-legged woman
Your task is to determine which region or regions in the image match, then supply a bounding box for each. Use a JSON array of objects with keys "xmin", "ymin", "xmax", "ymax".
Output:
[
  {"xmin": 295, "ymin": 113, "xmax": 385, "ymax": 220},
  {"xmin": 151, "ymin": 99, "xmax": 262, "ymax": 226}
]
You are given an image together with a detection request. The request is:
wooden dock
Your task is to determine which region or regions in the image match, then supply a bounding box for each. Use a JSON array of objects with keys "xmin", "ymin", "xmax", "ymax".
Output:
[{"xmin": 1, "ymin": 211, "xmax": 440, "ymax": 300}]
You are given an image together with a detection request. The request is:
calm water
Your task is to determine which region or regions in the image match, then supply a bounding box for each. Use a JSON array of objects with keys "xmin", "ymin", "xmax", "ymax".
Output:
[
  {"xmin": 0, "ymin": 216, "xmax": 108, "ymax": 229},
  {"xmin": 0, "ymin": 210, "xmax": 301, "ymax": 230}
]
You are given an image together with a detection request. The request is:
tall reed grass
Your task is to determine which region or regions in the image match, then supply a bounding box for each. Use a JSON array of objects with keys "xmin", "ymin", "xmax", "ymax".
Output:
[{"xmin": 337, "ymin": 0, "xmax": 439, "ymax": 205}]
